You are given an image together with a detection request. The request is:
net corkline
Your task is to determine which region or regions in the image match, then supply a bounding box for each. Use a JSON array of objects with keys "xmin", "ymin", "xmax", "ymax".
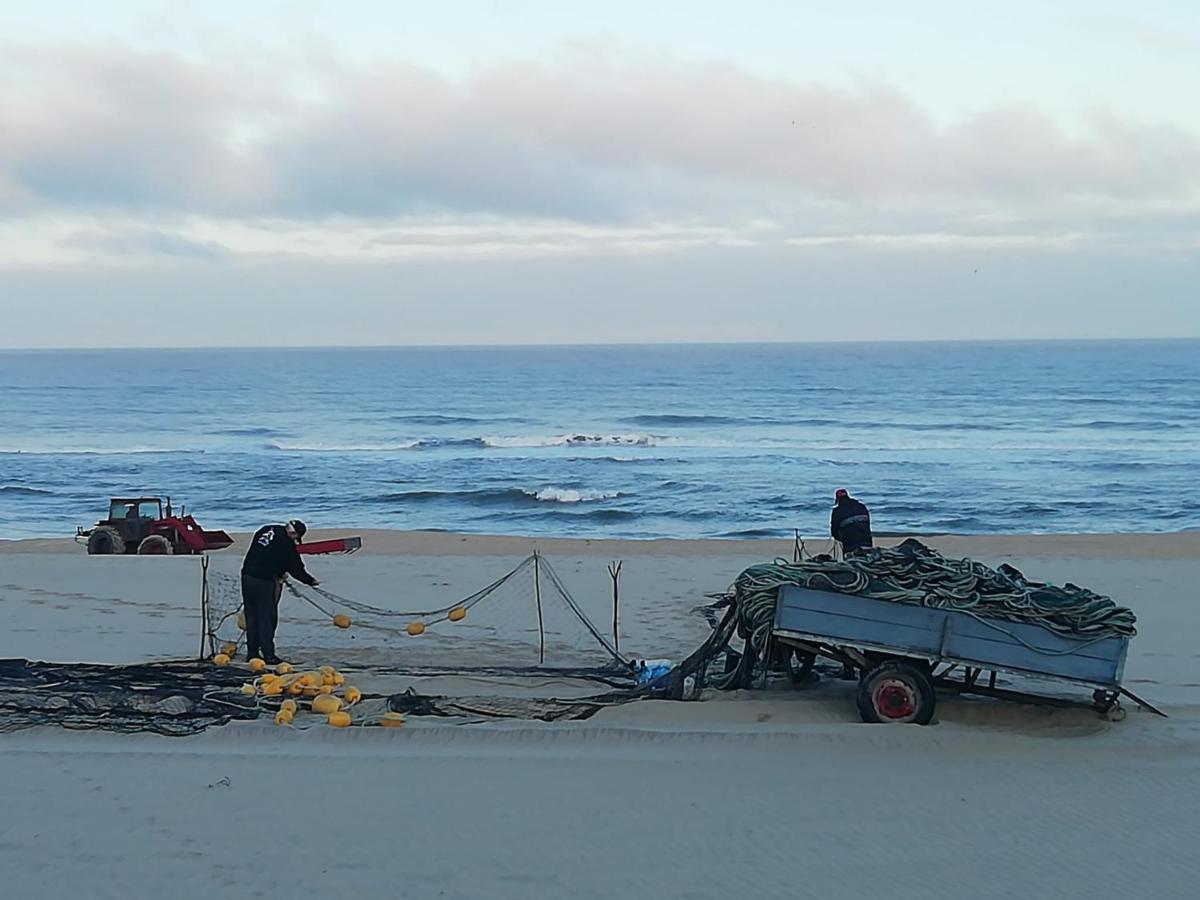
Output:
[{"xmin": 201, "ymin": 552, "xmax": 630, "ymax": 675}]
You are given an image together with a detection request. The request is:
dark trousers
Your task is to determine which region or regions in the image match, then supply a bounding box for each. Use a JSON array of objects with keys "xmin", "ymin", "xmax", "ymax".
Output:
[{"xmin": 241, "ymin": 573, "xmax": 279, "ymax": 660}]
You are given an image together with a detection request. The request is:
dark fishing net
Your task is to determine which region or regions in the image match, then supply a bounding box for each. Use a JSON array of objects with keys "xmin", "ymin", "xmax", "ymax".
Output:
[
  {"xmin": 2, "ymin": 554, "xmax": 651, "ymax": 736},
  {"xmin": 0, "ymin": 658, "xmax": 259, "ymax": 736},
  {"xmin": 386, "ymin": 686, "xmax": 640, "ymax": 722}
]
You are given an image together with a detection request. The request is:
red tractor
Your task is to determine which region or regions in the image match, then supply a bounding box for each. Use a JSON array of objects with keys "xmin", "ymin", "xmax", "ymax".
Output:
[{"xmin": 77, "ymin": 497, "xmax": 234, "ymax": 555}]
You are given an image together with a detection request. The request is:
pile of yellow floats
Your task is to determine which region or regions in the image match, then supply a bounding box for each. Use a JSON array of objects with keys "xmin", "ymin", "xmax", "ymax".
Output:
[
  {"xmin": 211, "ymin": 656, "xmax": 404, "ymax": 730},
  {"xmin": 209, "ymin": 604, "xmax": 470, "ymax": 728}
]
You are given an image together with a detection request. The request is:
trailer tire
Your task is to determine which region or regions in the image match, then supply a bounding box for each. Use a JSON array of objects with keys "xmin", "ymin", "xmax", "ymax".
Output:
[
  {"xmin": 857, "ymin": 660, "xmax": 936, "ymax": 725},
  {"xmin": 86, "ymin": 526, "xmax": 126, "ymax": 555},
  {"xmin": 137, "ymin": 535, "xmax": 174, "ymax": 555}
]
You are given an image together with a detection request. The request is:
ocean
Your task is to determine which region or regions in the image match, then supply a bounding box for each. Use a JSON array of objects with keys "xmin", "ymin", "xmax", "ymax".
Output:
[{"xmin": 1, "ymin": 340, "xmax": 1197, "ymax": 540}]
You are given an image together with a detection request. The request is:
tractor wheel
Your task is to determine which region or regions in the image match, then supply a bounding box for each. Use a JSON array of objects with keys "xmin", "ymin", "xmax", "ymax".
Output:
[
  {"xmin": 86, "ymin": 526, "xmax": 126, "ymax": 555},
  {"xmin": 137, "ymin": 535, "xmax": 174, "ymax": 555},
  {"xmin": 857, "ymin": 660, "xmax": 936, "ymax": 725}
]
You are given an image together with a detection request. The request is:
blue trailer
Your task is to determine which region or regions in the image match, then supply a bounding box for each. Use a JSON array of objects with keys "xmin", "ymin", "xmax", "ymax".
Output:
[{"xmin": 771, "ymin": 584, "xmax": 1163, "ymax": 724}]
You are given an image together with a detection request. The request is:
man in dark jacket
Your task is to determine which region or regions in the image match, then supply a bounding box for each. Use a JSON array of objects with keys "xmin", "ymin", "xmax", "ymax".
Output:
[
  {"xmin": 830, "ymin": 489, "xmax": 873, "ymax": 555},
  {"xmin": 241, "ymin": 519, "xmax": 319, "ymax": 664}
]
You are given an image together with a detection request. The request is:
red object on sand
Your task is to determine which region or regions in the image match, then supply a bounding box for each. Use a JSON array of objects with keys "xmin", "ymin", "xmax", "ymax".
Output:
[{"xmin": 297, "ymin": 536, "xmax": 362, "ymax": 555}]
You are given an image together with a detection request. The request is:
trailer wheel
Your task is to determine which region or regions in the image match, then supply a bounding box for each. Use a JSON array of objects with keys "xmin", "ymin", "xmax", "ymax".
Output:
[
  {"xmin": 857, "ymin": 661, "xmax": 936, "ymax": 725},
  {"xmin": 137, "ymin": 535, "xmax": 173, "ymax": 555},
  {"xmin": 86, "ymin": 526, "xmax": 126, "ymax": 555}
]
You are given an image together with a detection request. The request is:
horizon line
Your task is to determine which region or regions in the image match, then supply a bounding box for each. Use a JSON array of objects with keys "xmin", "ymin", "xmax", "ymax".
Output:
[{"xmin": 2, "ymin": 335, "xmax": 1199, "ymax": 353}]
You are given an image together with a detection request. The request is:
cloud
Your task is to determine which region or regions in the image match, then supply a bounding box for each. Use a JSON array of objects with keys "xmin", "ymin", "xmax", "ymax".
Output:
[
  {"xmin": 0, "ymin": 43, "xmax": 271, "ymax": 214},
  {"xmin": 1, "ymin": 40, "xmax": 1198, "ymax": 231},
  {"xmin": 61, "ymin": 228, "xmax": 231, "ymax": 261}
]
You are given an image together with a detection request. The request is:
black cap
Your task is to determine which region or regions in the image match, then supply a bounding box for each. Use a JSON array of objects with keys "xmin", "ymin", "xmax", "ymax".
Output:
[{"xmin": 287, "ymin": 519, "xmax": 307, "ymax": 542}]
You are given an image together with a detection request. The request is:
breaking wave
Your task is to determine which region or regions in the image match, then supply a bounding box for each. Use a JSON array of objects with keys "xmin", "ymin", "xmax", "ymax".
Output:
[
  {"xmin": 482, "ymin": 433, "xmax": 656, "ymax": 448},
  {"xmin": 367, "ymin": 487, "xmax": 625, "ymax": 506}
]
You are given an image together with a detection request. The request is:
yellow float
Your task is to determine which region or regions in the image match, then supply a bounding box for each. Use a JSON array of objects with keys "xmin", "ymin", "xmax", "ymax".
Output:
[
  {"xmin": 280, "ymin": 698, "xmax": 297, "ymax": 715},
  {"xmin": 406, "ymin": 621, "xmax": 425, "ymax": 636},
  {"xmin": 221, "ymin": 642, "xmax": 238, "ymax": 656},
  {"xmin": 241, "ymin": 683, "xmax": 257, "ymax": 696},
  {"xmin": 248, "ymin": 657, "xmax": 266, "ymax": 673},
  {"xmin": 312, "ymin": 693, "xmax": 343, "ymax": 715},
  {"xmin": 275, "ymin": 662, "xmax": 292, "ymax": 675},
  {"xmin": 448, "ymin": 606, "xmax": 467, "ymax": 622},
  {"xmin": 379, "ymin": 711, "xmax": 405, "ymax": 728},
  {"xmin": 333, "ymin": 614, "xmax": 352, "ymax": 629},
  {"xmin": 274, "ymin": 709, "xmax": 293, "ymax": 726},
  {"xmin": 327, "ymin": 711, "xmax": 351, "ymax": 728},
  {"xmin": 212, "ymin": 653, "xmax": 230, "ymax": 667},
  {"xmin": 344, "ymin": 686, "xmax": 362, "ymax": 705}
]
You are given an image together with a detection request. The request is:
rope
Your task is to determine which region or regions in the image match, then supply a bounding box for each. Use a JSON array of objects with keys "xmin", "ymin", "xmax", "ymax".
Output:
[
  {"xmin": 270, "ymin": 554, "xmax": 631, "ymax": 670},
  {"xmin": 306, "ymin": 556, "xmax": 537, "ymax": 619},
  {"xmin": 732, "ymin": 539, "xmax": 1136, "ymax": 640}
]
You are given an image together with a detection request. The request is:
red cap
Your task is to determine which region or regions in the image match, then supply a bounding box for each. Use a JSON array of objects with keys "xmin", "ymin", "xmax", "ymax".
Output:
[{"xmin": 834, "ymin": 488, "xmax": 848, "ymax": 500}]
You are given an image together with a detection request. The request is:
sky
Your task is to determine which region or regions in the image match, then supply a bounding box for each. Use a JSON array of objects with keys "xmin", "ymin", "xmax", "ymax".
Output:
[{"xmin": 1, "ymin": 1, "xmax": 1197, "ymax": 347}]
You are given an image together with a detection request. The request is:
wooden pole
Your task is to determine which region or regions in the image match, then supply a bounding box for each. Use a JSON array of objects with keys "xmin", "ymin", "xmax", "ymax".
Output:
[
  {"xmin": 607, "ymin": 560, "xmax": 622, "ymax": 655},
  {"xmin": 199, "ymin": 555, "xmax": 209, "ymax": 659},
  {"xmin": 533, "ymin": 551, "xmax": 545, "ymax": 665}
]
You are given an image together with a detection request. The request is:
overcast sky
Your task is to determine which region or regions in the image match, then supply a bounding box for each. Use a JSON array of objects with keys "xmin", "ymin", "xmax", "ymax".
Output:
[{"xmin": 1, "ymin": 1, "xmax": 1197, "ymax": 348}]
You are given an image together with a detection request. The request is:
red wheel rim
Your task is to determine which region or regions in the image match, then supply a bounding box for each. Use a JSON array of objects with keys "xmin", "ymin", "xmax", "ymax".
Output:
[{"xmin": 873, "ymin": 678, "xmax": 917, "ymax": 719}]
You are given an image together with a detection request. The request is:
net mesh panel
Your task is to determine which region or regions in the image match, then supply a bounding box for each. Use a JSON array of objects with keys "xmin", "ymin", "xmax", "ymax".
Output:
[
  {"xmin": 204, "ymin": 554, "xmax": 630, "ymax": 676},
  {"xmin": 4, "ymin": 556, "xmax": 642, "ymax": 736},
  {"xmin": 0, "ymin": 659, "xmax": 259, "ymax": 736},
  {"xmin": 386, "ymin": 688, "xmax": 636, "ymax": 722}
]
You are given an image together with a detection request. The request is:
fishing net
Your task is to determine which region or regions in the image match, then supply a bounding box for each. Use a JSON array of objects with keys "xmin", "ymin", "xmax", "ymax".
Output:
[
  {"xmin": 0, "ymin": 658, "xmax": 259, "ymax": 735},
  {"xmin": 0, "ymin": 655, "xmax": 638, "ymax": 736},
  {"xmin": 203, "ymin": 554, "xmax": 631, "ymax": 676},
  {"xmin": 1, "ymin": 554, "xmax": 643, "ymax": 737},
  {"xmin": 385, "ymin": 687, "xmax": 637, "ymax": 722}
]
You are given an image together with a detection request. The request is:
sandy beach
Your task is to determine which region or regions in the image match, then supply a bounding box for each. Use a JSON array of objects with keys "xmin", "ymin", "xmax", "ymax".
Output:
[{"xmin": 2, "ymin": 530, "xmax": 1198, "ymax": 898}]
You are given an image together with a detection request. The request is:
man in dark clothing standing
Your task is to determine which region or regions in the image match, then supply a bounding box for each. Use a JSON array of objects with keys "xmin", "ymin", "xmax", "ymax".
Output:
[
  {"xmin": 830, "ymin": 489, "xmax": 874, "ymax": 556},
  {"xmin": 241, "ymin": 519, "xmax": 319, "ymax": 664}
]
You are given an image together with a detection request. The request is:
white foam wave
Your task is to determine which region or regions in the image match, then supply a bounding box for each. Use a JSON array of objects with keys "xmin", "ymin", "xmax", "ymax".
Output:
[
  {"xmin": 483, "ymin": 433, "xmax": 657, "ymax": 448},
  {"xmin": 527, "ymin": 488, "xmax": 622, "ymax": 503}
]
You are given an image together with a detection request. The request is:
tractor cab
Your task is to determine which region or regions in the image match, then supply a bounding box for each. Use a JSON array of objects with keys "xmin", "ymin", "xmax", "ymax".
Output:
[
  {"xmin": 111, "ymin": 497, "xmax": 165, "ymax": 522},
  {"xmin": 95, "ymin": 496, "xmax": 168, "ymax": 552}
]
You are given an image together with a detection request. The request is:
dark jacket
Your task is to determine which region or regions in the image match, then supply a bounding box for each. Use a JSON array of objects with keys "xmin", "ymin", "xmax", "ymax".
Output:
[
  {"xmin": 831, "ymin": 497, "xmax": 873, "ymax": 553},
  {"xmin": 241, "ymin": 524, "xmax": 317, "ymax": 585}
]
